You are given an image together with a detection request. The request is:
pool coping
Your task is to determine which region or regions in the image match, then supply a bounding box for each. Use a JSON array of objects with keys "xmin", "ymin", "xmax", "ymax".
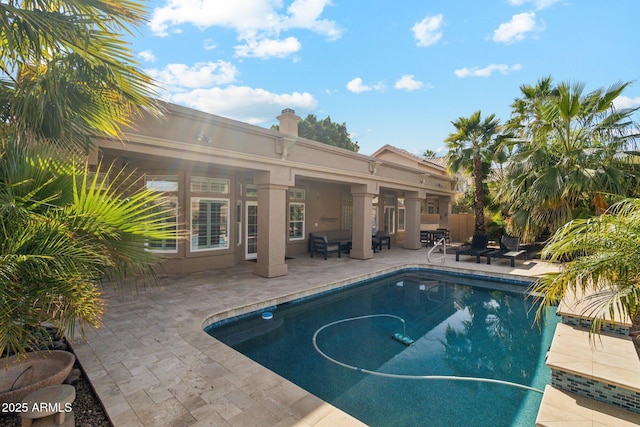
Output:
[{"xmin": 200, "ymin": 263, "xmax": 537, "ymax": 331}]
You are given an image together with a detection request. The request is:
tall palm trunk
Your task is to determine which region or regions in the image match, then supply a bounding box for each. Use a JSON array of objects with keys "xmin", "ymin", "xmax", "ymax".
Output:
[{"xmin": 473, "ymin": 153, "xmax": 485, "ymax": 232}]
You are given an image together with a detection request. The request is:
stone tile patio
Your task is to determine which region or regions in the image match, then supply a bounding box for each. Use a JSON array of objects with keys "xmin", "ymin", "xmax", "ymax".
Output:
[{"xmin": 72, "ymin": 246, "xmax": 559, "ymax": 426}]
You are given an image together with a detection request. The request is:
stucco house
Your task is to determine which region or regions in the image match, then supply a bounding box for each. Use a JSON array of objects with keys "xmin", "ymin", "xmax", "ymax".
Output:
[{"xmin": 90, "ymin": 103, "xmax": 456, "ymax": 278}]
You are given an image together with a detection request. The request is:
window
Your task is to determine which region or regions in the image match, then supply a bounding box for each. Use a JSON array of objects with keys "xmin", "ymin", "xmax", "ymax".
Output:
[
  {"xmin": 289, "ymin": 202, "xmax": 305, "ymax": 240},
  {"xmin": 86, "ymin": 171, "xmax": 109, "ymax": 189},
  {"xmin": 146, "ymin": 175, "xmax": 178, "ymax": 192},
  {"xmin": 397, "ymin": 198, "xmax": 405, "ymax": 232},
  {"xmin": 342, "ymin": 193, "xmax": 353, "ymax": 231},
  {"xmin": 246, "ymin": 184, "xmax": 258, "ymax": 198},
  {"xmin": 191, "ymin": 177, "xmax": 229, "ymax": 194},
  {"xmin": 147, "ymin": 196, "xmax": 178, "ymax": 253},
  {"xmin": 191, "ymin": 198, "xmax": 229, "ymax": 251},
  {"xmin": 384, "ymin": 206, "xmax": 396, "ymax": 234},
  {"xmin": 236, "ymin": 200, "xmax": 242, "ymax": 246},
  {"xmin": 289, "ymin": 188, "xmax": 305, "ymax": 201},
  {"xmin": 372, "ymin": 206, "xmax": 379, "ymax": 235}
]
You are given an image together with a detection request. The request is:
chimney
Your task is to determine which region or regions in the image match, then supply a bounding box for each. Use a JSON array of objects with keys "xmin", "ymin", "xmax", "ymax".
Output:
[{"xmin": 277, "ymin": 108, "xmax": 299, "ymax": 137}]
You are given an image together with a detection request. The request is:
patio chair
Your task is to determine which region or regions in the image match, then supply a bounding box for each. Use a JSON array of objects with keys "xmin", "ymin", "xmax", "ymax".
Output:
[
  {"xmin": 455, "ymin": 233, "xmax": 490, "ymax": 263},
  {"xmin": 310, "ymin": 235, "xmax": 342, "ymax": 260},
  {"xmin": 437, "ymin": 228, "xmax": 450, "ymax": 244},
  {"xmin": 486, "ymin": 235, "xmax": 527, "ymax": 267},
  {"xmin": 372, "ymin": 230, "xmax": 391, "ymax": 252}
]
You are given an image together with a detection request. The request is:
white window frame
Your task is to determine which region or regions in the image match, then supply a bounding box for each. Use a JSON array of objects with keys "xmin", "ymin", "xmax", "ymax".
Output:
[
  {"xmin": 289, "ymin": 202, "xmax": 305, "ymax": 241},
  {"xmin": 236, "ymin": 200, "xmax": 242, "ymax": 246},
  {"xmin": 190, "ymin": 197, "xmax": 230, "ymax": 252},
  {"xmin": 146, "ymin": 175, "xmax": 179, "ymax": 192},
  {"xmin": 398, "ymin": 207, "xmax": 406, "ymax": 232},
  {"xmin": 384, "ymin": 206, "xmax": 396, "ymax": 234},
  {"xmin": 147, "ymin": 196, "xmax": 179, "ymax": 253},
  {"xmin": 190, "ymin": 176, "xmax": 229, "ymax": 194}
]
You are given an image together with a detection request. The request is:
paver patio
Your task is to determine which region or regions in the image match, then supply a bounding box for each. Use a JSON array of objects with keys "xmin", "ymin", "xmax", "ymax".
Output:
[{"xmin": 73, "ymin": 246, "xmax": 560, "ymax": 426}]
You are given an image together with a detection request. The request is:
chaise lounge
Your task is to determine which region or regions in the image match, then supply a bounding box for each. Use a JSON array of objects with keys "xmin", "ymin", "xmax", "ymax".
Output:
[
  {"xmin": 455, "ymin": 233, "xmax": 490, "ymax": 263},
  {"xmin": 486, "ymin": 235, "xmax": 527, "ymax": 267}
]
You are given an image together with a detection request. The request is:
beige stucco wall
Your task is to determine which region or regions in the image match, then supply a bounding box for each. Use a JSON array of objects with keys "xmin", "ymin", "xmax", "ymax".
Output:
[{"xmin": 93, "ymin": 102, "xmax": 457, "ymax": 276}]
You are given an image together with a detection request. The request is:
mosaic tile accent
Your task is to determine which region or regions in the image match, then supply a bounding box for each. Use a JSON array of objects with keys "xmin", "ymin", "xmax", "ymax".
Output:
[
  {"xmin": 561, "ymin": 316, "xmax": 629, "ymax": 336},
  {"xmin": 552, "ymin": 370, "xmax": 640, "ymax": 414}
]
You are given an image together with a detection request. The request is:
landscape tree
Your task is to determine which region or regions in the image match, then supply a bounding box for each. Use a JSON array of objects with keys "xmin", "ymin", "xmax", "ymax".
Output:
[
  {"xmin": 0, "ymin": 0, "xmax": 179, "ymax": 357},
  {"xmin": 445, "ymin": 111, "xmax": 501, "ymax": 233},
  {"xmin": 272, "ymin": 114, "xmax": 359, "ymax": 152},
  {"xmin": 423, "ymin": 149, "xmax": 437, "ymax": 158},
  {"xmin": 532, "ymin": 198, "xmax": 640, "ymax": 361},
  {"xmin": 500, "ymin": 78, "xmax": 640, "ymax": 240}
]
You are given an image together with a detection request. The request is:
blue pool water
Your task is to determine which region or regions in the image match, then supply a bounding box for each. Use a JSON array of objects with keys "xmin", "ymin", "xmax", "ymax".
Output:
[{"xmin": 206, "ymin": 270, "xmax": 559, "ymax": 427}]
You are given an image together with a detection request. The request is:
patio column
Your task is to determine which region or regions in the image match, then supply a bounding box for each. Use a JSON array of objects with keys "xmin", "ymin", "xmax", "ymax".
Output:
[
  {"xmin": 350, "ymin": 185, "xmax": 376, "ymax": 260},
  {"xmin": 253, "ymin": 171, "xmax": 290, "ymax": 278},
  {"xmin": 403, "ymin": 191, "xmax": 424, "ymax": 250},
  {"xmin": 438, "ymin": 196, "xmax": 452, "ymax": 229}
]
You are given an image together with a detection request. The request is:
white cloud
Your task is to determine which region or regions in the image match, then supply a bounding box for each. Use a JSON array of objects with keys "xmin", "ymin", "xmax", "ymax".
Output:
[
  {"xmin": 149, "ymin": 0, "xmax": 341, "ymax": 59},
  {"xmin": 346, "ymin": 77, "xmax": 385, "ymax": 94},
  {"xmin": 493, "ymin": 12, "xmax": 542, "ymax": 44},
  {"xmin": 138, "ymin": 50, "xmax": 156, "ymax": 62},
  {"xmin": 613, "ymin": 95, "xmax": 640, "ymax": 110},
  {"xmin": 507, "ymin": 0, "xmax": 560, "ymax": 10},
  {"xmin": 203, "ymin": 39, "xmax": 217, "ymax": 50},
  {"xmin": 412, "ymin": 14, "xmax": 444, "ymax": 47},
  {"xmin": 146, "ymin": 61, "xmax": 239, "ymax": 89},
  {"xmin": 394, "ymin": 75, "xmax": 425, "ymax": 91},
  {"xmin": 346, "ymin": 78, "xmax": 370, "ymax": 93},
  {"xmin": 454, "ymin": 64, "xmax": 522, "ymax": 78},
  {"xmin": 167, "ymin": 85, "xmax": 318, "ymax": 124},
  {"xmin": 235, "ymin": 36, "xmax": 302, "ymax": 59}
]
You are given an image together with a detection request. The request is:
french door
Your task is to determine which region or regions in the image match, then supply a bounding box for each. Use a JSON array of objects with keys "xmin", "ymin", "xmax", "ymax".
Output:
[{"xmin": 245, "ymin": 201, "xmax": 258, "ymax": 259}]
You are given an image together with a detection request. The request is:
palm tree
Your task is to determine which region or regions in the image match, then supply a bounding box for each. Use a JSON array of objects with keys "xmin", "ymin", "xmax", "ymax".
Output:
[
  {"xmin": 501, "ymin": 78, "xmax": 640, "ymax": 240},
  {"xmin": 0, "ymin": 0, "xmax": 159, "ymax": 152},
  {"xmin": 532, "ymin": 198, "xmax": 640, "ymax": 360},
  {"xmin": 0, "ymin": 1, "xmax": 176, "ymax": 357},
  {"xmin": 446, "ymin": 111, "xmax": 501, "ymax": 233},
  {"xmin": 0, "ymin": 141, "xmax": 181, "ymax": 357}
]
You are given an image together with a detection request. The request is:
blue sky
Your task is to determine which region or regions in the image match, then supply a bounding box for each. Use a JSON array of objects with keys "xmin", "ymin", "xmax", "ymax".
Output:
[{"xmin": 130, "ymin": 0, "xmax": 640, "ymax": 155}]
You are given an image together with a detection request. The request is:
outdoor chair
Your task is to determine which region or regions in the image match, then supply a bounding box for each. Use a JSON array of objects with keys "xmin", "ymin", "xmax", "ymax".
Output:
[
  {"xmin": 486, "ymin": 235, "xmax": 527, "ymax": 267},
  {"xmin": 455, "ymin": 233, "xmax": 490, "ymax": 263},
  {"xmin": 437, "ymin": 228, "xmax": 451, "ymax": 244},
  {"xmin": 372, "ymin": 230, "xmax": 391, "ymax": 252},
  {"xmin": 310, "ymin": 235, "xmax": 342, "ymax": 260}
]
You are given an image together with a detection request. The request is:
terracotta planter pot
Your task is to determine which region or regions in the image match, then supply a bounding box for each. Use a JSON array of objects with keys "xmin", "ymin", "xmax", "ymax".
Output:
[{"xmin": 0, "ymin": 350, "xmax": 75, "ymax": 405}]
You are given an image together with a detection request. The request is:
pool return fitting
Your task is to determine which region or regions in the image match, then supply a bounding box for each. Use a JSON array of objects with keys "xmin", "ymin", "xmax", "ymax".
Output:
[{"xmin": 312, "ymin": 313, "xmax": 544, "ymax": 394}]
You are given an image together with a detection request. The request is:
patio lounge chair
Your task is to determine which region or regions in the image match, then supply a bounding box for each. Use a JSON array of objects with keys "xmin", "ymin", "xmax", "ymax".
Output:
[
  {"xmin": 310, "ymin": 235, "xmax": 342, "ymax": 260},
  {"xmin": 486, "ymin": 235, "xmax": 527, "ymax": 267},
  {"xmin": 455, "ymin": 234, "xmax": 490, "ymax": 263}
]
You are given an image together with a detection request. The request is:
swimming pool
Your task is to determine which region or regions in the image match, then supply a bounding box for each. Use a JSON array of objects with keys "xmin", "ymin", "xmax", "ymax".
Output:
[{"xmin": 206, "ymin": 270, "xmax": 559, "ymax": 427}]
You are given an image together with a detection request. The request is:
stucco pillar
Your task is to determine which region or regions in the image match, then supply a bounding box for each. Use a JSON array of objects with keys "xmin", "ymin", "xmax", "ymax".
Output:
[
  {"xmin": 438, "ymin": 196, "xmax": 452, "ymax": 229},
  {"xmin": 403, "ymin": 192, "xmax": 423, "ymax": 250},
  {"xmin": 253, "ymin": 181, "xmax": 288, "ymax": 278},
  {"xmin": 350, "ymin": 189, "xmax": 375, "ymax": 260}
]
